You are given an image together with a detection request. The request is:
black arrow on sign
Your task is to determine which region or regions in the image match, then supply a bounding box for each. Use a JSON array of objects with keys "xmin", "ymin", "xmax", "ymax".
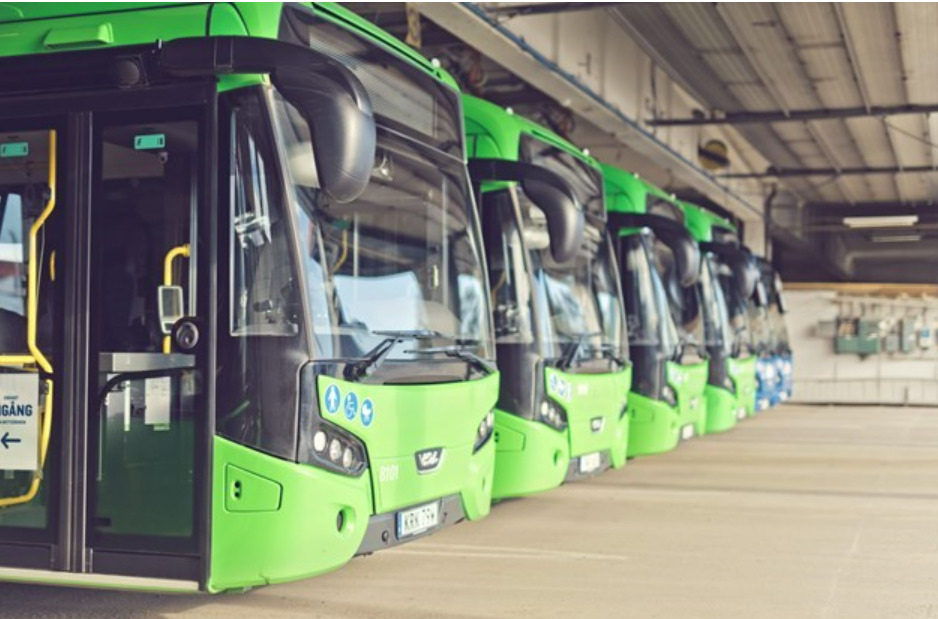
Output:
[{"xmin": 0, "ymin": 432, "xmax": 21, "ymax": 449}]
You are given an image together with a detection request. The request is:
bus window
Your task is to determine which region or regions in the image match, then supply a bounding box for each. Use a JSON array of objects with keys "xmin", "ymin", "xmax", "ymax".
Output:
[{"xmin": 217, "ymin": 88, "xmax": 308, "ymax": 459}]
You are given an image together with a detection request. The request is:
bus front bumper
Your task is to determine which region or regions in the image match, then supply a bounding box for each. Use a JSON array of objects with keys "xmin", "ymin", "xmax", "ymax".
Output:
[{"xmin": 356, "ymin": 494, "xmax": 466, "ymax": 555}]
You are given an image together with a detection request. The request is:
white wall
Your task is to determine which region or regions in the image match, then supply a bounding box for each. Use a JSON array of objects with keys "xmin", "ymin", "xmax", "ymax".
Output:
[{"xmin": 788, "ymin": 290, "xmax": 938, "ymax": 405}]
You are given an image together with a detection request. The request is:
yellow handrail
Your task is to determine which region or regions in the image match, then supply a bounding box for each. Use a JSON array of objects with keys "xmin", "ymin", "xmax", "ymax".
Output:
[
  {"xmin": 162, "ymin": 243, "xmax": 190, "ymax": 353},
  {"xmin": 27, "ymin": 131, "xmax": 55, "ymax": 375},
  {"xmin": 0, "ymin": 130, "xmax": 56, "ymax": 509},
  {"xmin": 164, "ymin": 244, "xmax": 190, "ymax": 287}
]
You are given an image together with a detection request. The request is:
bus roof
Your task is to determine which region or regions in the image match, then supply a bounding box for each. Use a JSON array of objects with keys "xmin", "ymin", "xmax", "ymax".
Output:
[
  {"xmin": 0, "ymin": 3, "xmax": 458, "ymax": 89},
  {"xmin": 463, "ymin": 94, "xmax": 599, "ymax": 170},
  {"xmin": 677, "ymin": 200, "xmax": 737, "ymax": 243},
  {"xmin": 600, "ymin": 163, "xmax": 676, "ymax": 215}
]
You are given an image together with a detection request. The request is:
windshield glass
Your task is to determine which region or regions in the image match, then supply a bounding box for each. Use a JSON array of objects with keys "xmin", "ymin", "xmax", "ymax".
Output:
[
  {"xmin": 700, "ymin": 255, "xmax": 731, "ymax": 356},
  {"xmin": 769, "ymin": 302, "xmax": 790, "ymax": 353},
  {"xmin": 716, "ymin": 259, "xmax": 752, "ymax": 357},
  {"xmin": 528, "ymin": 224, "xmax": 627, "ymax": 369},
  {"xmin": 619, "ymin": 233, "xmax": 680, "ymax": 358},
  {"xmin": 479, "ymin": 189, "xmax": 535, "ymax": 345},
  {"xmin": 271, "ymin": 92, "xmax": 493, "ymax": 365},
  {"xmin": 517, "ymin": 135, "xmax": 626, "ymax": 369},
  {"xmin": 654, "ymin": 238, "xmax": 706, "ymax": 361},
  {"xmin": 747, "ymin": 300, "xmax": 771, "ymax": 354}
]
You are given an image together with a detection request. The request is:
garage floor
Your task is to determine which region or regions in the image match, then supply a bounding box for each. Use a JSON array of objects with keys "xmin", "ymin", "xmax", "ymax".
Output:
[{"xmin": 4, "ymin": 404, "xmax": 938, "ymax": 618}]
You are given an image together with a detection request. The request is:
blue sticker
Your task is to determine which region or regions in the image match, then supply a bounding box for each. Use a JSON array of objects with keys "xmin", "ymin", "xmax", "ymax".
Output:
[
  {"xmin": 360, "ymin": 398, "xmax": 374, "ymax": 427},
  {"xmin": 324, "ymin": 384, "xmax": 341, "ymax": 415},
  {"xmin": 549, "ymin": 374, "xmax": 558, "ymax": 391},
  {"xmin": 344, "ymin": 392, "xmax": 359, "ymax": 421}
]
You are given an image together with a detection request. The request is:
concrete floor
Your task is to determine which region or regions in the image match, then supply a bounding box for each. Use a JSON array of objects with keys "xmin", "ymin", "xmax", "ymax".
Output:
[{"xmin": 3, "ymin": 403, "xmax": 938, "ymax": 618}]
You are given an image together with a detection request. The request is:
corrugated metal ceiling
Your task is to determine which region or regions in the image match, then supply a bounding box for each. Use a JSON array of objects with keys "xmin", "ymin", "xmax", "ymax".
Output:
[{"xmin": 613, "ymin": 2, "xmax": 938, "ymax": 208}]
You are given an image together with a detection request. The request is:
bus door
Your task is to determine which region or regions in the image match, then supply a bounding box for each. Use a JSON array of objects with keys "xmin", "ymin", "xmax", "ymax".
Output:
[{"xmin": 0, "ymin": 96, "xmax": 213, "ymax": 589}]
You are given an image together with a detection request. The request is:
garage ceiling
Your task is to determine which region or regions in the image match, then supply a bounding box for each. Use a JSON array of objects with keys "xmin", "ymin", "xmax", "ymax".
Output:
[{"xmin": 613, "ymin": 3, "xmax": 938, "ymax": 206}]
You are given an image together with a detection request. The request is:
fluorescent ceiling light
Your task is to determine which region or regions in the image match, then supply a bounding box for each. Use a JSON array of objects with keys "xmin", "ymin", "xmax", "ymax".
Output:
[
  {"xmin": 843, "ymin": 215, "xmax": 918, "ymax": 228},
  {"xmin": 871, "ymin": 234, "xmax": 922, "ymax": 243}
]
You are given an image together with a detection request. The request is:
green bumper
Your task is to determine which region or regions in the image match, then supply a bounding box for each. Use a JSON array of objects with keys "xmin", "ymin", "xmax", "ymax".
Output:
[
  {"xmin": 209, "ymin": 437, "xmax": 371, "ymax": 592},
  {"xmin": 492, "ymin": 411, "xmax": 570, "ymax": 499},
  {"xmin": 627, "ymin": 391, "xmax": 679, "ymax": 456},
  {"xmin": 704, "ymin": 385, "xmax": 740, "ymax": 434}
]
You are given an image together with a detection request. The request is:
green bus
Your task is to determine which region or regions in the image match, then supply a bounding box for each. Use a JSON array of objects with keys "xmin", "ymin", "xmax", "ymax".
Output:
[
  {"xmin": 0, "ymin": 2, "xmax": 499, "ymax": 592},
  {"xmin": 706, "ymin": 220, "xmax": 759, "ymax": 419},
  {"xmin": 463, "ymin": 96, "xmax": 631, "ymax": 498},
  {"xmin": 602, "ymin": 164, "xmax": 708, "ymax": 453},
  {"xmin": 679, "ymin": 202, "xmax": 758, "ymax": 431}
]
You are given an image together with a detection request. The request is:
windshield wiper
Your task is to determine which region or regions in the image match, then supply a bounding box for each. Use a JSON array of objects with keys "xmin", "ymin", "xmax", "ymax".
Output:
[
  {"xmin": 405, "ymin": 344, "xmax": 497, "ymax": 376},
  {"xmin": 675, "ymin": 334, "xmax": 709, "ymax": 362},
  {"xmin": 344, "ymin": 329, "xmax": 442, "ymax": 381},
  {"xmin": 582, "ymin": 343, "xmax": 628, "ymax": 367},
  {"xmin": 555, "ymin": 331, "xmax": 602, "ymax": 371}
]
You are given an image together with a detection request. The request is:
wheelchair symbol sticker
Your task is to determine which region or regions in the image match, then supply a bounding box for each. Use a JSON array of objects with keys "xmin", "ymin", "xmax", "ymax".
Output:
[{"xmin": 344, "ymin": 392, "xmax": 359, "ymax": 421}]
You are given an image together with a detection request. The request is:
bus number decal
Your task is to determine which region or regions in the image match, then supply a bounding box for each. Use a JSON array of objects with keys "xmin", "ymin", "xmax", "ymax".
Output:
[{"xmin": 379, "ymin": 464, "xmax": 399, "ymax": 483}]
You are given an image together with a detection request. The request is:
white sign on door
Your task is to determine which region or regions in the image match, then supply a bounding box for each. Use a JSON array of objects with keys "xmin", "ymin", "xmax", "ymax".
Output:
[{"xmin": 0, "ymin": 373, "xmax": 40, "ymax": 472}]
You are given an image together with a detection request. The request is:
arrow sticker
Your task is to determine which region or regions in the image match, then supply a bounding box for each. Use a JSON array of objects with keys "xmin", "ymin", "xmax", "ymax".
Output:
[{"xmin": 0, "ymin": 432, "xmax": 20, "ymax": 449}]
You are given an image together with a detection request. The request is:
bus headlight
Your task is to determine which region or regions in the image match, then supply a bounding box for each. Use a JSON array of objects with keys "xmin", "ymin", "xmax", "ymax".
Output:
[
  {"xmin": 298, "ymin": 368, "xmax": 368, "ymax": 477},
  {"xmin": 474, "ymin": 410, "xmax": 495, "ymax": 452},
  {"xmin": 537, "ymin": 398, "xmax": 567, "ymax": 431},
  {"xmin": 309, "ymin": 419, "xmax": 367, "ymax": 477}
]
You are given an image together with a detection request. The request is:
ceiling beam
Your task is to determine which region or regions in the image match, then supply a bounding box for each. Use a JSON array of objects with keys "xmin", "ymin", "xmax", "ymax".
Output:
[
  {"xmin": 486, "ymin": 3, "xmax": 623, "ymax": 18},
  {"xmin": 721, "ymin": 164, "xmax": 938, "ymax": 179},
  {"xmin": 646, "ymin": 103, "xmax": 938, "ymax": 127}
]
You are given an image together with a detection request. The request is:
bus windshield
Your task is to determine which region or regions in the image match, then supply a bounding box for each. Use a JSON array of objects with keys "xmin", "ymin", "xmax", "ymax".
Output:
[
  {"xmin": 528, "ymin": 221, "xmax": 627, "ymax": 370},
  {"xmin": 747, "ymin": 300, "xmax": 771, "ymax": 355},
  {"xmin": 619, "ymin": 233, "xmax": 680, "ymax": 359},
  {"xmin": 272, "ymin": 93, "xmax": 494, "ymax": 368},
  {"xmin": 518, "ymin": 136, "xmax": 626, "ymax": 370},
  {"xmin": 769, "ymin": 303, "xmax": 790, "ymax": 354},
  {"xmin": 716, "ymin": 258, "xmax": 752, "ymax": 358}
]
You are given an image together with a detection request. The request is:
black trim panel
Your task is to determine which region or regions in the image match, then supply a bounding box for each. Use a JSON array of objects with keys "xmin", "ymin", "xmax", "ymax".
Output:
[{"xmin": 91, "ymin": 550, "xmax": 199, "ymax": 581}]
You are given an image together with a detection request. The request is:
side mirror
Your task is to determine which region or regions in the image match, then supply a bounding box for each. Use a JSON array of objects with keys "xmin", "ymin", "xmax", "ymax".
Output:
[
  {"xmin": 728, "ymin": 251, "xmax": 758, "ymax": 299},
  {"xmin": 607, "ymin": 212, "xmax": 700, "ymax": 286},
  {"xmin": 659, "ymin": 232, "xmax": 699, "ymax": 288},
  {"xmin": 703, "ymin": 242, "xmax": 758, "ymax": 299},
  {"xmin": 274, "ymin": 63, "xmax": 375, "ymax": 204},
  {"xmin": 160, "ymin": 36, "xmax": 377, "ymax": 203},
  {"xmin": 774, "ymin": 274, "xmax": 788, "ymax": 313},
  {"xmin": 158, "ymin": 285, "xmax": 184, "ymax": 335},
  {"xmin": 468, "ymin": 159, "xmax": 584, "ymax": 263},
  {"xmin": 753, "ymin": 280, "xmax": 769, "ymax": 308},
  {"xmin": 521, "ymin": 176, "xmax": 583, "ymax": 263}
]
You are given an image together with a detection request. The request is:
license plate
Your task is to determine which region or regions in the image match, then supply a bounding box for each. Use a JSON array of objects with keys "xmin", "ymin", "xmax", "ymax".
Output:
[
  {"xmin": 681, "ymin": 424, "xmax": 694, "ymax": 440},
  {"xmin": 579, "ymin": 452, "xmax": 602, "ymax": 474},
  {"xmin": 396, "ymin": 501, "xmax": 440, "ymax": 539}
]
